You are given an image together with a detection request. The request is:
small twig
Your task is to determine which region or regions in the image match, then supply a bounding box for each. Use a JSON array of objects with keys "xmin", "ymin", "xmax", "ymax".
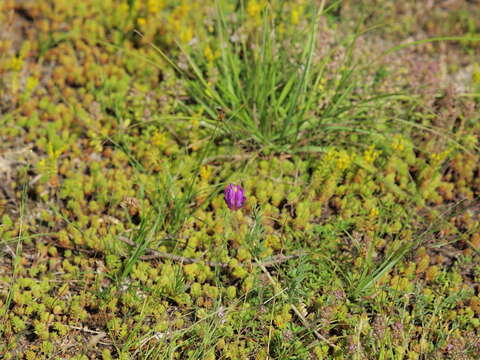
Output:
[
  {"xmin": 266, "ymin": 175, "xmax": 294, "ymax": 186},
  {"xmin": 263, "ymin": 287, "xmax": 288, "ymax": 305},
  {"xmin": 186, "ymin": 137, "xmax": 209, "ymax": 150},
  {"xmin": 66, "ymin": 325, "xmax": 104, "ymax": 335},
  {"xmin": 87, "ymin": 332, "xmax": 107, "ymax": 348},
  {"xmin": 135, "ymin": 332, "xmax": 166, "ymax": 353},
  {"xmin": 258, "ymin": 251, "xmax": 306, "ymax": 267},
  {"xmin": 118, "ymin": 236, "xmax": 304, "ymax": 268},
  {"xmin": 119, "ymin": 236, "xmax": 227, "ymax": 267},
  {"xmin": 66, "ymin": 325, "xmax": 109, "ymax": 347},
  {"xmin": 2, "ymin": 244, "xmax": 15, "ymax": 257},
  {"xmin": 202, "ymin": 154, "xmax": 251, "ymax": 165},
  {"xmin": 164, "ymin": 124, "xmax": 185, "ymax": 147}
]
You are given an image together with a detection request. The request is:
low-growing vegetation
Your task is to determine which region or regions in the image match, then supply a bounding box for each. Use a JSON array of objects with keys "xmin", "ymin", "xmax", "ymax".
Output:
[{"xmin": 1, "ymin": 0, "xmax": 480, "ymax": 359}]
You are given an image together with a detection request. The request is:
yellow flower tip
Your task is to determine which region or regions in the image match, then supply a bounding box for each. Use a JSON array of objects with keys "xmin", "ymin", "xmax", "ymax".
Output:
[
  {"xmin": 363, "ymin": 144, "xmax": 381, "ymax": 164},
  {"xmin": 430, "ymin": 149, "xmax": 451, "ymax": 164},
  {"xmin": 336, "ymin": 151, "xmax": 352, "ymax": 171},
  {"xmin": 148, "ymin": 0, "xmax": 161, "ymax": 14},
  {"xmin": 180, "ymin": 27, "xmax": 193, "ymax": 44},
  {"xmin": 291, "ymin": 8, "xmax": 302, "ymax": 25},
  {"xmin": 204, "ymin": 46, "xmax": 215, "ymax": 62},
  {"xmin": 391, "ymin": 135, "xmax": 405, "ymax": 152},
  {"xmin": 473, "ymin": 63, "xmax": 480, "ymax": 84},
  {"xmin": 118, "ymin": 3, "xmax": 129, "ymax": 14},
  {"xmin": 151, "ymin": 131, "xmax": 166, "ymax": 147},
  {"xmin": 247, "ymin": 0, "xmax": 263, "ymax": 18},
  {"xmin": 199, "ymin": 165, "xmax": 213, "ymax": 181}
]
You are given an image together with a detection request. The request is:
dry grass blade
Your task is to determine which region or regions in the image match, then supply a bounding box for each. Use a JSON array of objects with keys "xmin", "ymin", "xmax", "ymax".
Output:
[{"xmin": 119, "ymin": 236, "xmax": 305, "ymax": 268}]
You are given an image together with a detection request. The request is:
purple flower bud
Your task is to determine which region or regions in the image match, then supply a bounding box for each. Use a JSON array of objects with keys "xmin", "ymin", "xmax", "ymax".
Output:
[{"xmin": 224, "ymin": 184, "xmax": 246, "ymax": 211}]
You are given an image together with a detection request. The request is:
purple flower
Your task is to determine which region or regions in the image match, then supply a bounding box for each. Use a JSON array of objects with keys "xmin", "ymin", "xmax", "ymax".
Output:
[{"xmin": 224, "ymin": 184, "xmax": 246, "ymax": 211}]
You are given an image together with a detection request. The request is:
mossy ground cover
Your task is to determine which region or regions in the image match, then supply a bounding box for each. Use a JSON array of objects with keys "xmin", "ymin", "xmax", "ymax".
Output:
[{"xmin": 1, "ymin": 0, "xmax": 480, "ymax": 359}]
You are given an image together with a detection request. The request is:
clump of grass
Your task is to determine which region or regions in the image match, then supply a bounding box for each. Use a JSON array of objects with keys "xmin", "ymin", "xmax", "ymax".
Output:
[{"xmin": 155, "ymin": 1, "xmax": 402, "ymax": 155}]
